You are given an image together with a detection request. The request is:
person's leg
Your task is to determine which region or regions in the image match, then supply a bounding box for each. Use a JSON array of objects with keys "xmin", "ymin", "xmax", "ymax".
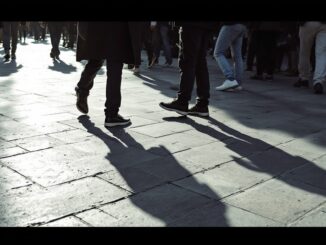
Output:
[
  {"xmin": 10, "ymin": 22, "xmax": 19, "ymax": 57},
  {"xmin": 160, "ymin": 25, "xmax": 172, "ymax": 64},
  {"xmin": 76, "ymin": 59, "xmax": 104, "ymax": 114},
  {"xmin": 312, "ymin": 25, "xmax": 326, "ymax": 94},
  {"xmin": 231, "ymin": 24, "xmax": 246, "ymax": 85},
  {"xmin": 214, "ymin": 26, "xmax": 236, "ymax": 81},
  {"xmin": 77, "ymin": 59, "xmax": 104, "ymax": 94},
  {"xmin": 254, "ymin": 31, "xmax": 265, "ymax": 77},
  {"xmin": 265, "ymin": 31, "xmax": 278, "ymax": 77},
  {"xmin": 177, "ymin": 27, "xmax": 202, "ymax": 105},
  {"xmin": 54, "ymin": 23, "xmax": 63, "ymax": 55},
  {"xmin": 195, "ymin": 30, "xmax": 210, "ymax": 108},
  {"xmin": 298, "ymin": 23, "xmax": 316, "ymax": 81},
  {"xmin": 104, "ymin": 60, "xmax": 124, "ymax": 117},
  {"xmin": 2, "ymin": 22, "xmax": 11, "ymax": 56},
  {"xmin": 246, "ymin": 30, "xmax": 257, "ymax": 70}
]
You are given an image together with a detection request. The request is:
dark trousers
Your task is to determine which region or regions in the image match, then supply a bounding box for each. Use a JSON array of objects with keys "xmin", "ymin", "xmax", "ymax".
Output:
[
  {"xmin": 246, "ymin": 30, "xmax": 258, "ymax": 70},
  {"xmin": 3, "ymin": 22, "xmax": 18, "ymax": 55},
  {"xmin": 48, "ymin": 22, "xmax": 64, "ymax": 55},
  {"xmin": 77, "ymin": 59, "xmax": 123, "ymax": 117},
  {"xmin": 256, "ymin": 31, "xmax": 279, "ymax": 75},
  {"xmin": 177, "ymin": 26, "xmax": 210, "ymax": 107}
]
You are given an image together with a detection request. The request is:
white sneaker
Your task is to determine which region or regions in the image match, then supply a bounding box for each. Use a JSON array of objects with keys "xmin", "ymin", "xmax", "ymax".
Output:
[
  {"xmin": 215, "ymin": 79, "xmax": 239, "ymax": 91},
  {"xmin": 231, "ymin": 85, "xmax": 243, "ymax": 91}
]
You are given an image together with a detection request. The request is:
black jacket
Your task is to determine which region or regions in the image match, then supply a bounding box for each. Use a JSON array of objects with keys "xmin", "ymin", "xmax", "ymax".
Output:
[{"xmin": 76, "ymin": 22, "xmax": 134, "ymax": 64}]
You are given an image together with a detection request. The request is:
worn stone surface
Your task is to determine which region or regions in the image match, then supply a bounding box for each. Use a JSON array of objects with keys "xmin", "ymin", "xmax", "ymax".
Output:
[
  {"xmin": 223, "ymin": 178, "xmax": 326, "ymax": 224},
  {"xmin": 98, "ymin": 184, "xmax": 212, "ymax": 226},
  {"xmin": 0, "ymin": 36, "xmax": 325, "ymax": 227},
  {"xmin": 40, "ymin": 216, "xmax": 89, "ymax": 227},
  {"xmin": 173, "ymin": 162, "xmax": 272, "ymax": 200},
  {"xmin": 0, "ymin": 177, "xmax": 129, "ymax": 226},
  {"xmin": 168, "ymin": 202, "xmax": 283, "ymax": 227}
]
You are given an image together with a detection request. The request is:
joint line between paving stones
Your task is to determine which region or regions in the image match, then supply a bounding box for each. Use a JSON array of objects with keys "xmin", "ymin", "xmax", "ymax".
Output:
[
  {"xmin": 287, "ymin": 199, "xmax": 326, "ymax": 226},
  {"xmin": 0, "ymin": 164, "xmax": 46, "ymax": 190}
]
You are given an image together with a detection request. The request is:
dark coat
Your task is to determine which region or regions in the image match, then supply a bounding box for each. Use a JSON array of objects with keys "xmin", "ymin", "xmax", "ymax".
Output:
[{"xmin": 76, "ymin": 22, "xmax": 134, "ymax": 64}]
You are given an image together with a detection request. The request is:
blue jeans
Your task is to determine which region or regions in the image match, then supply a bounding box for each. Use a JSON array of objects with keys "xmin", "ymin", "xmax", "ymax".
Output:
[{"xmin": 214, "ymin": 24, "xmax": 247, "ymax": 84}]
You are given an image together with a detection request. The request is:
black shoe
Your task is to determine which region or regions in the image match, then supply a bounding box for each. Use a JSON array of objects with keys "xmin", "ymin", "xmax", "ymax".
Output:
[
  {"xmin": 11, "ymin": 54, "xmax": 16, "ymax": 60},
  {"xmin": 50, "ymin": 52, "xmax": 55, "ymax": 59},
  {"xmin": 105, "ymin": 114, "xmax": 131, "ymax": 127},
  {"xmin": 75, "ymin": 87, "xmax": 89, "ymax": 114},
  {"xmin": 159, "ymin": 100, "xmax": 188, "ymax": 115},
  {"xmin": 293, "ymin": 79, "xmax": 309, "ymax": 88},
  {"xmin": 4, "ymin": 54, "xmax": 10, "ymax": 62},
  {"xmin": 313, "ymin": 82, "xmax": 323, "ymax": 94},
  {"xmin": 188, "ymin": 104, "xmax": 209, "ymax": 117}
]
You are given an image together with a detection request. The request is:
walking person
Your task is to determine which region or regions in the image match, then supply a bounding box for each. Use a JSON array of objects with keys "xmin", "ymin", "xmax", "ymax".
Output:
[
  {"xmin": 214, "ymin": 22, "xmax": 247, "ymax": 91},
  {"xmin": 2, "ymin": 22, "xmax": 19, "ymax": 62},
  {"xmin": 48, "ymin": 22, "xmax": 64, "ymax": 59},
  {"xmin": 160, "ymin": 22, "xmax": 219, "ymax": 117},
  {"xmin": 296, "ymin": 21, "xmax": 326, "ymax": 94},
  {"xmin": 75, "ymin": 22, "xmax": 134, "ymax": 127}
]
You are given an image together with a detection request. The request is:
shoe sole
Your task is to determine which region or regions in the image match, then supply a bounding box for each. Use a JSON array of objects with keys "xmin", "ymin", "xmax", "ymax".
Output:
[
  {"xmin": 104, "ymin": 121, "xmax": 131, "ymax": 127},
  {"xmin": 215, "ymin": 85, "xmax": 239, "ymax": 91},
  {"xmin": 188, "ymin": 112, "xmax": 209, "ymax": 117},
  {"xmin": 159, "ymin": 103, "xmax": 188, "ymax": 115}
]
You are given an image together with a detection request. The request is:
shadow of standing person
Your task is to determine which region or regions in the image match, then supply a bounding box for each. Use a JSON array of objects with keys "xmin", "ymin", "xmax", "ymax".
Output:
[{"xmin": 78, "ymin": 115, "xmax": 228, "ymax": 226}]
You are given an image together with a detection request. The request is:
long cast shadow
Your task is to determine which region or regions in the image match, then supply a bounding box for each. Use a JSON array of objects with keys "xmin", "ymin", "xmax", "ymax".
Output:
[
  {"xmin": 78, "ymin": 115, "xmax": 228, "ymax": 226},
  {"xmin": 163, "ymin": 115, "xmax": 326, "ymax": 198},
  {"xmin": 48, "ymin": 59, "xmax": 77, "ymax": 74}
]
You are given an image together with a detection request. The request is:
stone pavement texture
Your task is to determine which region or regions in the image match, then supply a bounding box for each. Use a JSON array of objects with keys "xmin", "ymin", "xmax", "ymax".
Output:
[{"xmin": 0, "ymin": 37, "xmax": 325, "ymax": 227}]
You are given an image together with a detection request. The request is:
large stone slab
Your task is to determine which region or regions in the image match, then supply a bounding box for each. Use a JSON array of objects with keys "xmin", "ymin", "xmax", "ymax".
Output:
[
  {"xmin": 98, "ymin": 184, "xmax": 212, "ymax": 226},
  {"xmin": 0, "ymin": 165, "xmax": 32, "ymax": 195},
  {"xmin": 0, "ymin": 145, "xmax": 97, "ymax": 186},
  {"xmin": 0, "ymin": 177, "xmax": 129, "ymax": 226},
  {"xmin": 76, "ymin": 209, "xmax": 119, "ymax": 227},
  {"xmin": 41, "ymin": 216, "xmax": 88, "ymax": 227},
  {"xmin": 98, "ymin": 167, "xmax": 165, "ymax": 193},
  {"xmin": 223, "ymin": 178, "xmax": 326, "ymax": 224},
  {"xmin": 283, "ymin": 156, "xmax": 326, "ymax": 191},
  {"xmin": 130, "ymin": 121, "xmax": 192, "ymax": 138},
  {"xmin": 10, "ymin": 135, "xmax": 64, "ymax": 152},
  {"xmin": 173, "ymin": 141, "xmax": 243, "ymax": 171},
  {"xmin": 168, "ymin": 202, "xmax": 282, "ymax": 227},
  {"xmin": 174, "ymin": 161, "xmax": 272, "ymax": 200},
  {"xmin": 290, "ymin": 208, "xmax": 326, "ymax": 227}
]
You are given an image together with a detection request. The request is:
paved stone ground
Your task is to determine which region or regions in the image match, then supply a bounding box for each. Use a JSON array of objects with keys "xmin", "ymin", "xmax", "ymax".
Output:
[{"xmin": 0, "ymin": 36, "xmax": 325, "ymax": 227}]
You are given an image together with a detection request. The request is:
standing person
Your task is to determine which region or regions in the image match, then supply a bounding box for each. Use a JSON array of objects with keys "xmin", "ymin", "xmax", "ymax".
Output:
[
  {"xmin": 214, "ymin": 22, "xmax": 247, "ymax": 91},
  {"xmin": 159, "ymin": 22, "xmax": 219, "ymax": 117},
  {"xmin": 75, "ymin": 22, "xmax": 134, "ymax": 127},
  {"xmin": 2, "ymin": 22, "xmax": 19, "ymax": 62},
  {"xmin": 157, "ymin": 21, "xmax": 173, "ymax": 66},
  {"xmin": 297, "ymin": 21, "xmax": 326, "ymax": 94},
  {"xmin": 128, "ymin": 22, "xmax": 145, "ymax": 74},
  {"xmin": 48, "ymin": 22, "xmax": 64, "ymax": 59},
  {"xmin": 19, "ymin": 21, "xmax": 27, "ymax": 43},
  {"xmin": 250, "ymin": 22, "xmax": 282, "ymax": 81}
]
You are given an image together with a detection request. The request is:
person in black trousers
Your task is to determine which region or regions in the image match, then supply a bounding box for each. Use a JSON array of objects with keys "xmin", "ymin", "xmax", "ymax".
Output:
[
  {"xmin": 2, "ymin": 22, "xmax": 19, "ymax": 61},
  {"xmin": 250, "ymin": 22, "xmax": 282, "ymax": 81},
  {"xmin": 48, "ymin": 22, "xmax": 64, "ymax": 59},
  {"xmin": 160, "ymin": 22, "xmax": 219, "ymax": 117},
  {"xmin": 75, "ymin": 22, "xmax": 134, "ymax": 127}
]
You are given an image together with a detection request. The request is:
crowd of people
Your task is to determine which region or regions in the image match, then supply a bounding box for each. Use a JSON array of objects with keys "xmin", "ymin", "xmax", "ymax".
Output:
[{"xmin": 1, "ymin": 21, "xmax": 325, "ymax": 127}]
